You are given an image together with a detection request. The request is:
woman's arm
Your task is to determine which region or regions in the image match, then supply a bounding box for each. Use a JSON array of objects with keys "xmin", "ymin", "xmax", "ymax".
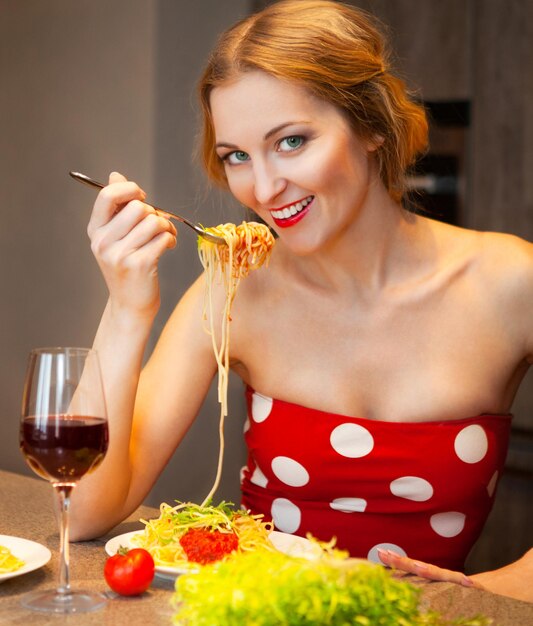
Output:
[
  {"xmin": 68, "ymin": 172, "xmax": 217, "ymax": 540},
  {"xmin": 378, "ymin": 548, "xmax": 533, "ymax": 602},
  {"xmin": 70, "ymin": 277, "xmax": 217, "ymax": 540}
]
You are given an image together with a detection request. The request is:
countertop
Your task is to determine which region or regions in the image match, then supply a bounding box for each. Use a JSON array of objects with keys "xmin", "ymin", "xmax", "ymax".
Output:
[{"xmin": 1, "ymin": 469, "xmax": 532, "ymax": 625}]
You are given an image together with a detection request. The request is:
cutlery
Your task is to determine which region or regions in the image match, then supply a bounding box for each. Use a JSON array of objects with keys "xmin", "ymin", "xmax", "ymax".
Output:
[{"xmin": 69, "ymin": 171, "xmax": 226, "ymax": 245}]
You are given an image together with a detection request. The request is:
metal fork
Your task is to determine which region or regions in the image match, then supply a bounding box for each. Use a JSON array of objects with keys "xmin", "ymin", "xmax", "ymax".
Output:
[{"xmin": 69, "ymin": 171, "xmax": 226, "ymax": 246}]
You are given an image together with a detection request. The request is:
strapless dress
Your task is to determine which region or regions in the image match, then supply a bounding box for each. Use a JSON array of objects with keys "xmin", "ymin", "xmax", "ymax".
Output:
[{"xmin": 241, "ymin": 386, "xmax": 511, "ymax": 571}]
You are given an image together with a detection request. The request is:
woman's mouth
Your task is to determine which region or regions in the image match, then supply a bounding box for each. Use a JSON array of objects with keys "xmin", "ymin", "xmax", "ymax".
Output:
[{"xmin": 269, "ymin": 196, "xmax": 314, "ymax": 228}]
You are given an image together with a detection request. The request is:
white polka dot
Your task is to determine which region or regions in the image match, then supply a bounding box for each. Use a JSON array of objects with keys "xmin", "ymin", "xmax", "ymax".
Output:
[
  {"xmin": 271, "ymin": 498, "xmax": 301, "ymax": 534},
  {"xmin": 250, "ymin": 463, "xmax": 268, "ymax": 488},
  {"xmin": 271, "ymin": 456, "xmax": 309, "ymax": 487},
  {"xmin": 243, "ymin": 418, "xmax": 250, "ymax": 433},
  {"xmin": 368, "ymin": 543, "xmax": 407, "ymax": 564},
  {"xmin": 430, "ymin": 512, "xmax": 466, "ymax": 538},
  {"xmin": 251, "ymin": 392, "xmax": 273, "ymax": 422},
  {"xmin": 239, "ymin": 466, "xmax": 246, "ymax": 484},
  {"xmin": 454, "ymin": 425, "xmax": 488, "ymax": 463},
  {"xmin": 390, "ymin": 476, "xmax": 434, "ymax": 502},
  {"xmin": 330, "ymin": 423, "xmax": 374, "ymax": 458},
  {"xmin": 487, "ymin": 470, "xmax": 498, "ymax": 497},
  {"xmin": 330, "ymin": 497, "xmax": 367, "ymax": 513}
]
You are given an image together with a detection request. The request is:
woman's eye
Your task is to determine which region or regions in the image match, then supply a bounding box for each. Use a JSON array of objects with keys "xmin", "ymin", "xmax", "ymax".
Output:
[
  {"xmin": 224, "ymin": 150, "xmax": 250, "ymax": 165},
  {"xmin": 278, "ymin": 135, "xmax": 304, "ymax": 152}
]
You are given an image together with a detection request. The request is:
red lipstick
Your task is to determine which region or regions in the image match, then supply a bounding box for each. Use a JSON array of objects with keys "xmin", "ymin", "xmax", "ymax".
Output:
[{"xmin": 270, "ymin": 197, "xmax": 314, "ymax": 228}]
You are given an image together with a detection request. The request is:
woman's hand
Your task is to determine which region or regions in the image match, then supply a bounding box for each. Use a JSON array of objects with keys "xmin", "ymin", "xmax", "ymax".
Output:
[
  {"xmin": 87, "ymin": 171, "xmax": 177, "ymax": 319},
  {"xmin": 377, "ymin": 548, "xmax": 477, "ymax": 588},
  {"xmin": 377, "ymin": 547, "xmax": 533, "ymax": 603}
]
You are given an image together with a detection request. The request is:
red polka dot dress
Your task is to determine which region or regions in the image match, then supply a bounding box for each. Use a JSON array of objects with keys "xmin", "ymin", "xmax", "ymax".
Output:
[{"xmin": 241, "ymin": 386, "xmax": 511, "ymax": 571}]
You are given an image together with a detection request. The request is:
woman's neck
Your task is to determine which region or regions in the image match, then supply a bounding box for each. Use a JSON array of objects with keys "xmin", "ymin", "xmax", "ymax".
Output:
[{"xmin": 278, "ymin": 190, "xmax": 434, "ymax": 298}]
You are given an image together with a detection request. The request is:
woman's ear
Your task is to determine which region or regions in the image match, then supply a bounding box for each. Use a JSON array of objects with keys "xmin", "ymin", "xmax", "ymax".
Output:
[{"xmin": 366, "ymin": 134, "xmax": 384, "ymax": 152}]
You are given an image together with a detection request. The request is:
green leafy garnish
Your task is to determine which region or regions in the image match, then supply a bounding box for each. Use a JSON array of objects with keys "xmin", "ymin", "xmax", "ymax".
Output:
[
  {"xmin": 172, "ymin": 549, "xmax": 490, "ymax": 626},
  {"xmin": 132, "ymin": 501, "xmax": 273, "ymax": 569},
  {"xmin": 138, "ymin": 500, "xmax": 257, "ymax": 537}
]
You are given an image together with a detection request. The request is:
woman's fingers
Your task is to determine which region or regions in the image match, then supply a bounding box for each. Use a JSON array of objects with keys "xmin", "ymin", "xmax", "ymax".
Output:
[
  {"xmin": 88, "ymin": 172, "xmax": 147, "ymax": 234},
  {"xmin": 88, "ymin": 171, "xmax": 177, "ymax": 255},
  {"xmin": 92, "ymin": 210, "xmax": 177, "ymax": 274},
  {"xmin": 93, "ymin": 200, "xmax": 173, "ymax": 246},
  {"xmin": 377, "ymin": 549, "xmax": 479, "ymax": 589},
  {"xmin": 109, "ymin": 171, "xmax": 127, "ymax": 185},
  {"xmin": 109, "ymin": 211, "xmax": 177, "ymax": 259},
  {"xmin": 125, "ymin": 211, "xmax": 177, "ymax": 252},
  {"xmin": 133, "ymin": 229, "xmax": 178, "ymax": 265}
]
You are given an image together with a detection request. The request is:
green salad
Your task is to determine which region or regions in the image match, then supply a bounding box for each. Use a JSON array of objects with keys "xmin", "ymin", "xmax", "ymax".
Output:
[{"xmin": 172, "ymin": 549, "xmax": 490, "ymax": 626}]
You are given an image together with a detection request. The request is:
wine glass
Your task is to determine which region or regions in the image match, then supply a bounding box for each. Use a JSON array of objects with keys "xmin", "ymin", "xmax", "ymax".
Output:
[{"xmin": 19, "ymin": 347, "xmax": 109, "ymax": 613}]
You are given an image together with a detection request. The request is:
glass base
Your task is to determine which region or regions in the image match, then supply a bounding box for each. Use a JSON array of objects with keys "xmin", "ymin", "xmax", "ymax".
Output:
[{"xmin": 21, "ymin": 588, "xmax": 107, "ymax": 613}]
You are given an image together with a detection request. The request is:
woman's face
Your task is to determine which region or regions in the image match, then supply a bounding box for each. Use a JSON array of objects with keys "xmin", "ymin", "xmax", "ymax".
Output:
[{"xmin": 210, "ymin": 71, "xmax": 380, "ymax": 254}]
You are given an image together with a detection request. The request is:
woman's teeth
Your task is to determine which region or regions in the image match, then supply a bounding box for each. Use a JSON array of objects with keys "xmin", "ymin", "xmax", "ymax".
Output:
[{"xmin": 271, "ymin": 196, "xmax": 313, "ymax": 220}]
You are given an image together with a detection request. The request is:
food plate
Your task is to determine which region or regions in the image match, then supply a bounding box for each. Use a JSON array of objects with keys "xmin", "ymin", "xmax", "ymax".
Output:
[
  {"xmin": 0, "ymin": 535, "xmax": 52, "ymax": 583},
  {"xmin": 105, "ymin": 530, "xmax": 318, "ymax": 580}
]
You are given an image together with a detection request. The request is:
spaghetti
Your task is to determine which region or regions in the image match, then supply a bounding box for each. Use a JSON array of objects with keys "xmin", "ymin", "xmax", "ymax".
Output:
[
  {"xmin": 132, "ymin": 500, "xmax": 274, "ymax": 570},
  {"xmin": 197, "ymin": 221, "xmax": 274, "ymax": 505},
  {"xmin": 0, "ymin": 545, "xmax": 25, "ymax": 574}
]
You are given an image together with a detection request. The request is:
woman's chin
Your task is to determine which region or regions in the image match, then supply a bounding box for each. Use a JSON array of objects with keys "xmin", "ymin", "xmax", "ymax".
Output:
[{"xmin": 277, "ymin": 235, "xmax": 325, "ymax": 257}]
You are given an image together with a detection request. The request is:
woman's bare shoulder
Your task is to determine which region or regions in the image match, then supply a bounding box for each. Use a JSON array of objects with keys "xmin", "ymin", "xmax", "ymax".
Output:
[
  {"xmin": 429, "ymin": 220, "xmax": 532, "ymax": 329},
  {"xmin": 476, "ymin": 230, "xmax": 533, "ymax": 283},
  {"xmin": 433, "ymin": 220, "xmax": 533, "ymax": 278},
  {"xmin": 472, "ymin": 230, "xmax": 533, "ymax": 362}
]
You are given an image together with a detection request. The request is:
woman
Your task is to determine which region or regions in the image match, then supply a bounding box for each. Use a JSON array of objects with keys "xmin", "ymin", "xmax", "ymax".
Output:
[{"xmin": 72, "ymin": 0, "xmax": 533, "ymax": 600}]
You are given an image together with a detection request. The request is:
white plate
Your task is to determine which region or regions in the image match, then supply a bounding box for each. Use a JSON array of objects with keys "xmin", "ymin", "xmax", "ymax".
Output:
[
  {"xmin": 105, "ymin": 530, "xmax": 318, "ymax": 580},
  {"xmin": 0, "ymin": 535, "xmax": 52, "ymax": 583}
]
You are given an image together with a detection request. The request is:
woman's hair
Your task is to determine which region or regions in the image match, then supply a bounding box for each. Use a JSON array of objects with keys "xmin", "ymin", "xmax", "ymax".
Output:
[{"xmin": 198, "ymin": 0, "xmax": 428, "ymax": 203}]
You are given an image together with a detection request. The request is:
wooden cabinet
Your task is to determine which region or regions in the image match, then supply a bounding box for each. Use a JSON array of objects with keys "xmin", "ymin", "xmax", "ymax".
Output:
[
  {"xmin": 348, "ymin": 1, "xmax": 533, "ymax": 236},
  {"xmin": 354, "ymin": 0, "xmax": 471, "ymax": 101},
  {"xmin": 468, "ymin": 0, "xmax": 533, "ymax": 239},
  {"xmin": 469, "ymin": 0, "xmax": 533, "ymax": 558}
]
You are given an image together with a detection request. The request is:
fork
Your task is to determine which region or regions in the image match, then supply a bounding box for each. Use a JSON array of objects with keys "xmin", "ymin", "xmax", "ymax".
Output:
[{"xmin": 69, "ymin": 171, "xmax": 226, "ymax": 246}]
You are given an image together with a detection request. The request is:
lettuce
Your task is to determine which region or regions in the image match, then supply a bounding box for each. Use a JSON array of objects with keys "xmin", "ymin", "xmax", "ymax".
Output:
[{"xmin": 172, "ymin": 550, "xmax": 490, "ymax": 626}]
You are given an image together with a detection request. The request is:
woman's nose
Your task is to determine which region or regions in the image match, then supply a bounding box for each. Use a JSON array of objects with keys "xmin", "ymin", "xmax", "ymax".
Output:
[{"xmin": 253, "ymin": 161, "xmax": 287, "ymax": 205}]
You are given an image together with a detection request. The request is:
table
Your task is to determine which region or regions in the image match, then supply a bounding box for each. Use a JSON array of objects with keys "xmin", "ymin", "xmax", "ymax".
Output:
[{"xmin": 1, "ymin": 470, "xmax": 532, "ymax": 625}]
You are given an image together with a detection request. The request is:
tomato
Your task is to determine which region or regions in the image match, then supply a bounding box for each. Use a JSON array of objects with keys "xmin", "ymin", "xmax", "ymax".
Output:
[
  {"xmin": 179, "ymin": 528, "xmax": 238, "ymax": 565},
  {"xmin": 104, "ymin": 547, "xmax": 155, "ymax": 596}
]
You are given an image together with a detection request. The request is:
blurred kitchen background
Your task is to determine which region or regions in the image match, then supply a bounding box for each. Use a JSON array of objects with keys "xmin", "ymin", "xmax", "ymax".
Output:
[{"xmin": 1, "ymin": 0, "xmax": 532, "ymax": 574}]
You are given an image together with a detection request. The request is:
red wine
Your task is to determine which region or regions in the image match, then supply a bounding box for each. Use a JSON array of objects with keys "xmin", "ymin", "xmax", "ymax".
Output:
[{"xmin": 20, "ymin": 416, "xmax": 108, "ymax": 483}]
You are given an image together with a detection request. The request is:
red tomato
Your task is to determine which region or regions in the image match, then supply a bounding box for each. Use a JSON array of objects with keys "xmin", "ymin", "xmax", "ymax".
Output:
[
  {"xmin": 179, "ymin": 528, "xmax": 238, "ymax": 564},
  {"xmin": 104, "ymin": 547, "xmax": 155, "ymax": 596}
]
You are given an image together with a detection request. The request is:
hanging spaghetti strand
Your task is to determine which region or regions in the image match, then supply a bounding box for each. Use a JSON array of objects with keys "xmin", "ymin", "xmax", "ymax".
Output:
[{"xmin": 198, "ymin": 221, "xmax": 275, "ymax": 505}]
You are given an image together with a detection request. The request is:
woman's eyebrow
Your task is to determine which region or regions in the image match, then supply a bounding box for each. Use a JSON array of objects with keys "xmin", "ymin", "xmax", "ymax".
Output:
[
  {"xmin": 215, "ymin": 121, "xmax": 309, "ymax": 150},
  {"xmin": 264, "ymin": 121, "xmax": 309, "ymax": 140},
  {"xmin": 215, "ymin": 141, "xmax": 239, "ymax": 150}
]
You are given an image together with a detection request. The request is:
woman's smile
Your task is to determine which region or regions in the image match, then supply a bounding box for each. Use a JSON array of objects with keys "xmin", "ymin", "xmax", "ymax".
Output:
[{"xmin": 270, "ymin": 195, "xmax": 314, "ymax": 227}]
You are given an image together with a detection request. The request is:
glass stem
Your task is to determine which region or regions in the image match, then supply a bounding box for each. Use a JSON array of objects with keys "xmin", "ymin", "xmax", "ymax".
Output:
[{"xmin": 53, "ymin": 484, "xmax": 74, "ymax": 596}]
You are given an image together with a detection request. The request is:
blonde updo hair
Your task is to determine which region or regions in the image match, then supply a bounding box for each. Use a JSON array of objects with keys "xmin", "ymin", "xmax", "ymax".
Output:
[{"xmin": 198, "ymin": 0, "xmax": 428, "ymax": 203}]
